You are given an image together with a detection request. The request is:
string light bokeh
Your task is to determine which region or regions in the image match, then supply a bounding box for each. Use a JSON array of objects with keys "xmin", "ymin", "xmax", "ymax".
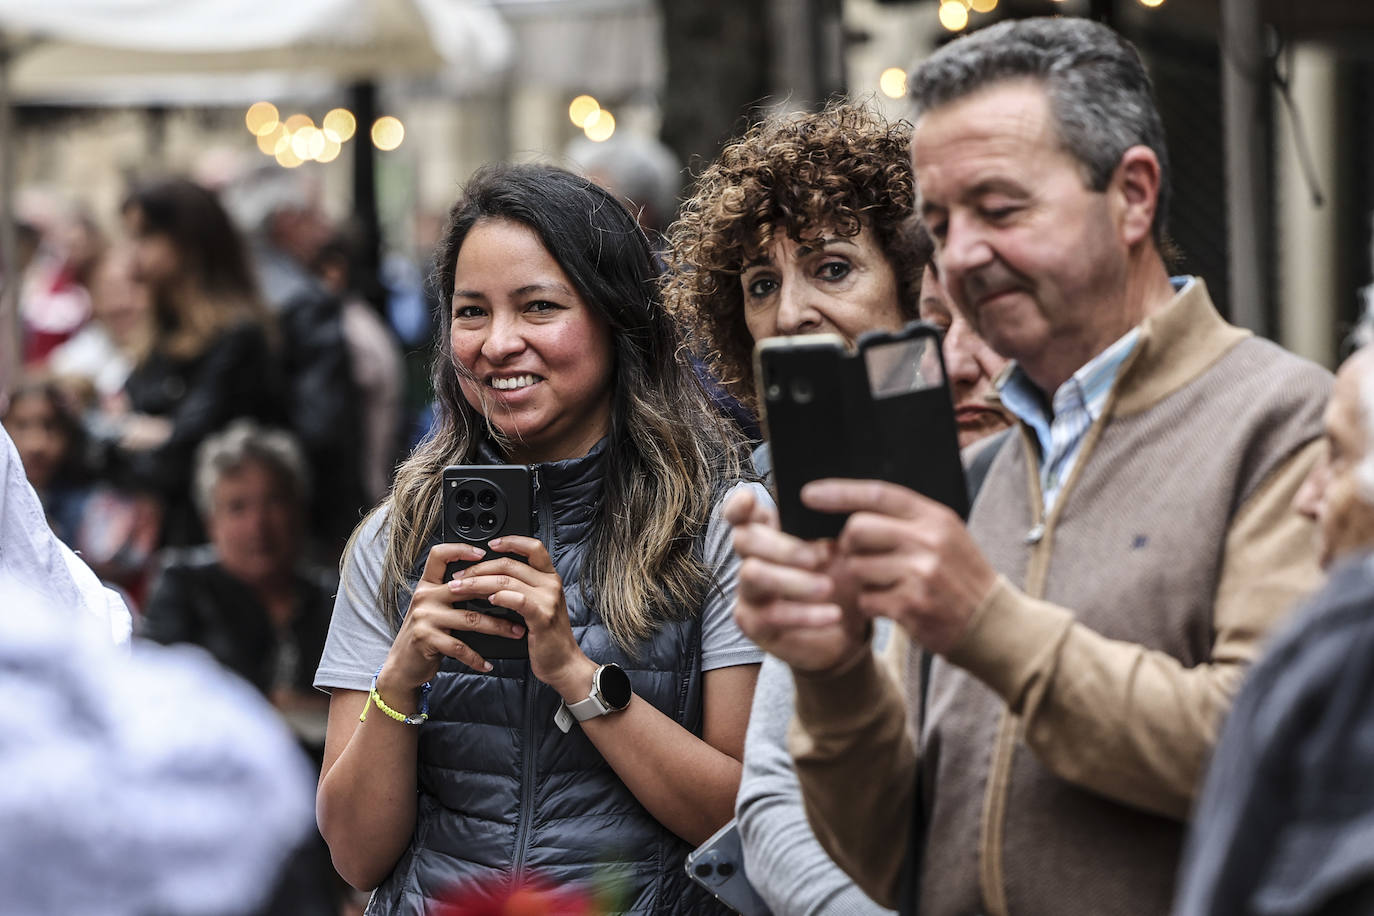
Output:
[
  {"xmin": 937, "ymin": 0, "xmax": 1161, "ymax": 34},
  {"xmin": 567, "ymin": 94, "xmax": 617, "ymax": 142},
  {"xmin": 243, "ymin": 102, "xmax": 402, "ymax": 168}
]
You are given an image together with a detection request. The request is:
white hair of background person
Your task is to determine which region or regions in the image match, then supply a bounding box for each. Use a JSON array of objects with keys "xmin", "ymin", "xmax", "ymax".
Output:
[
  {"xmin": 221, "ymin": 162, "xmax": 321, "ymax": 237},
  {"xmin": 0, "ymin": 422, "xmax": 130, "ymax": 645},
  {"xmin": 193, "ymin": 419, "xmax": 311, "ymax": 521},
  {"xmin": 0, "ymin": 574, "xmax": 316, "ymax": 916},
  {"xmin": 564, "ymin": 132, "xmax": 683, "ymax": 231}
]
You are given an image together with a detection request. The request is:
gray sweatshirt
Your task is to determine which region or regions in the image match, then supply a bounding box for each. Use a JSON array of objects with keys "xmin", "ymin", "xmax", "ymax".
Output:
[{"xmin": 736, "ymin": 633, "xmax": 897, "ymax": 916}]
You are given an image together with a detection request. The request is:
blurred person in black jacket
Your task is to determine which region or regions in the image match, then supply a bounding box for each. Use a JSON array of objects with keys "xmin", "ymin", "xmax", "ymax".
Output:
[
  {"xmin": 1176, "ymin": 342, "xmax": 1374, "ymax": 916},
  {"xmin": 112, "ymin": 177, "xmax": 283, "ymax": 547},
  {"xmin": 224, "ymin": 164, "xmax": 367, "ymax": 561}
]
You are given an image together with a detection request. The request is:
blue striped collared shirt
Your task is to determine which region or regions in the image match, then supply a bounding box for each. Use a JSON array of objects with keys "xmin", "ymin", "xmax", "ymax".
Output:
[{"xmin": 998, "ymin": 327, "xmax": 1141, "ymax": 514}]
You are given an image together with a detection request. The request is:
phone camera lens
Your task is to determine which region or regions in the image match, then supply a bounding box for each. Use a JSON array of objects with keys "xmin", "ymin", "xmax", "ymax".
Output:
[
  {"xmin": 766, "ymin": 383, "xmax": 782, "ymax": 401},
  {"xmin": 477, "ymin": 488, "xmax": 498, "ymax": 509},
  {"xmin": 790, "ymin": 377, "xmax": 814, "ymax": 404},
  {"xmin": 456, "ymin": 511, "xmax": 476, "ymax": 532},
  {"xmin": 478, "ymin": 512, "xmax": 498, "ymax": 532},
  {"xmin": 717, "ymin": 863, "xmax": 735, "ymax": 877},
  {"xmin": 456, "ymin": 489, "xmax": 475, "ymax": 510},
  {"xmin": 694, "ymin": 864, "xmax": 713, "ymax": 878}
]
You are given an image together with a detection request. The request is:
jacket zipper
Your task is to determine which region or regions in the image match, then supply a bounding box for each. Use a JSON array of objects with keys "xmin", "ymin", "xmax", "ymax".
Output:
[{"xmin": 511, "ymin": 465, "xmax": 544, "ymax": 881}]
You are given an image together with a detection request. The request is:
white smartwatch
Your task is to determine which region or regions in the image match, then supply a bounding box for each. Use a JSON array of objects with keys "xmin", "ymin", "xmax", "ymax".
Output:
[{"xmin": 554, "ymin": 663, "xmax": 633, "ymax": 733}]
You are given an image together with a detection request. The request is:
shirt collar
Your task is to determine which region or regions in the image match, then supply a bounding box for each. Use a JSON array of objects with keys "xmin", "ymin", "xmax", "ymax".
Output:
[
  {"xmin": 999, "ymin": 326, "xmax": 1141, "ymax": 434},
  {"xmin": 992, "ymin": 277, "xmax": 1195, "ymax": 437}
]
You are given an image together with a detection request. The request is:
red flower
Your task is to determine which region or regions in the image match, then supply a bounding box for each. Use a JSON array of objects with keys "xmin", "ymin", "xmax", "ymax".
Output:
[{"xmin": 430, "ymin": 873, "xmax": 599, "ymax": 916}]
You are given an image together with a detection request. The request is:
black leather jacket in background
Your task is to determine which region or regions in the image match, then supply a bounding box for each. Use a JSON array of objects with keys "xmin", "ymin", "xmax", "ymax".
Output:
[
  {"xmin": 139, "ymin": 545, "xmax": 335, "ymax": 698},
  {"xmin": 115, "ymin": 321, "xmax": 284, "ymax": 546},
  {"xmin": 275, "ymin": 285, "xmax": 366, "ymax": 554}
]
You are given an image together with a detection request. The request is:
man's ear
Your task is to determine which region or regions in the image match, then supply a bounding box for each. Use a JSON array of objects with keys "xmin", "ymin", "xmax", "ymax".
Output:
[{"xmin": 1111, "ymin": 145, "xmax": 1161, "ymax": 248}]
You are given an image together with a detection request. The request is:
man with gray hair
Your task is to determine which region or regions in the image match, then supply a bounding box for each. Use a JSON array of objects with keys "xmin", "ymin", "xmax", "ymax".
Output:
[
  {"xmin": 141, "ymin": 419, "xmax": 336, "ymax": 754},
  {"xmin": 727, "ymin": 16, "xmax": 1330, "ymax": 915},
  {"xmin": 1175, "ymin": 339, "xmax": 1374, "ymax": 915}
]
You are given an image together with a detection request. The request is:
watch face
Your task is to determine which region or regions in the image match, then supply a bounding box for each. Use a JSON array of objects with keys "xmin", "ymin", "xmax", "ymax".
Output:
[{"xmin": 596, "ymin": 664, "xmax": 633, "ymax": 710}]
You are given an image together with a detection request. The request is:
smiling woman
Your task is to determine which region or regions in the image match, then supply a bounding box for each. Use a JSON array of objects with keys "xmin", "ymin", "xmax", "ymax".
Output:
[
  {"xmin": 313, "ymin": 163, "xmax": 763, "ymax": 915},
  {"xmin": 448, "ymin": 218, "xmax": 615, "ymax": 465}
]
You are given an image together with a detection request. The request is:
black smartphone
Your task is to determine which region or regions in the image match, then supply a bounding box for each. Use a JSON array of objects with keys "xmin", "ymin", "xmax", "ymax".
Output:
[
  {"xmin": 755, "ymin": 320, "xmax": 969, "ymax": 540},
  {"xmin": 441, "ymin": 465, "xmax": 533, "ymax": 660},
  {"xmin": 685, "ymin": 819, "xmax": 773, "ymax": 916}
]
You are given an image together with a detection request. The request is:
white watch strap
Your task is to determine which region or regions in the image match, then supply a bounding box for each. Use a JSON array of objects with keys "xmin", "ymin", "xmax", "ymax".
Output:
[
  {"xmin": 554, "ymin": 694, "xmax": 610, "ymax": 732},
  {"xmin": 554, "ymin": 692, "xmax": 612, "ymax": 733},
  {"xmin": 567, "ymin": 693, "xmax": 610, "ymax": 720}
]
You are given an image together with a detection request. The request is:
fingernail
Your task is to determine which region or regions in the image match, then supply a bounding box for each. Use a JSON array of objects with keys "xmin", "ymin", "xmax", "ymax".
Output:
[
  {"xmin": 511, "ymin": 624, "xmax": 525, "ymax": 637},
  {"xmin": 482, "ymin": 661, "xmax": 493, "ymax": 672},
  {"xmin": 487, "ymin": 537, "xmax": 503, "ymax": 550}
]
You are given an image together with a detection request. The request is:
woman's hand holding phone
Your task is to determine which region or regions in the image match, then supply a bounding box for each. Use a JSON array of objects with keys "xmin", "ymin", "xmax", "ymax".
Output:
[
  {"xmin": 448, "ymin": 535, "xmax": 596, "ymax": 699},
  {"xmin": 377, "ymin": 543, "xmax": 529, "ymax": 703}
]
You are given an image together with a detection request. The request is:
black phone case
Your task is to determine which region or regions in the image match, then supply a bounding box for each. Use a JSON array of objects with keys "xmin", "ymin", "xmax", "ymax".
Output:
[
  {"xmin": 441, "ymin": 465, "xmax": 533, "ymax": 659},
  {"xmin": 756, "ymin": 321, "xmax": 970, "ymax": 540}
]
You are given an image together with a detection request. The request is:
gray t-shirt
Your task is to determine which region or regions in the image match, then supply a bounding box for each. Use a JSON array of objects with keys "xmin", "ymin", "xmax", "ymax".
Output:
[{"xmin": 314, "ymin": 481, "xmax": 768, "ymax": 692}]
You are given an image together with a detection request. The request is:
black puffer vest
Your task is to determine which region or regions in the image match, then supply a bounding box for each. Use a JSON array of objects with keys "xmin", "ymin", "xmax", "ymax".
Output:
[{"xmin": 367, "ymin": 442, "xmax": 730, "ymax": 915}]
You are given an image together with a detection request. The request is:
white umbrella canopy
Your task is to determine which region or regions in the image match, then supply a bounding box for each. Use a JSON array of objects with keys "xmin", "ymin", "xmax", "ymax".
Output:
[
  {"xmin": 3, "ymin": 0, "xmax": 511, "ymax": 92},
  {"xmin": 0, "ymin": 0, "xmax": 513, "ymax": 396}
]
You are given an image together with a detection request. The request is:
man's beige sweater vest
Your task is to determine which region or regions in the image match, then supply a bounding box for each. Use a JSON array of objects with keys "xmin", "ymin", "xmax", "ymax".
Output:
[{"xmin": 792, "ymin": 281, "xmax": 1332, "ymax": 916}]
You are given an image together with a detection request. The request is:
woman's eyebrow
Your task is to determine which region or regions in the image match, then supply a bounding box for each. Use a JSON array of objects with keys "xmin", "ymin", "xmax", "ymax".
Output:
[
  {"xmin": 453, "ymin": 281, "xmax": 574, "ymax": 299},
  {"xmin": 512, "ymin": 282, "xmax": 575, "ymax": 297},
  {"xmin": 744, "ymin": 236, "xmax": 853, "ymax": 270},
  {"xmin": 799, "ymin": 237, "xmax": 852, "ymax": 255}
]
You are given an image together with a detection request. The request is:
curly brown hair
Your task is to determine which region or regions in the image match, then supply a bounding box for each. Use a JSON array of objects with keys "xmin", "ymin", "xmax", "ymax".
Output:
[{"xmin": 663, "ymin": 101, "xmax": 928, "ymax": 410}]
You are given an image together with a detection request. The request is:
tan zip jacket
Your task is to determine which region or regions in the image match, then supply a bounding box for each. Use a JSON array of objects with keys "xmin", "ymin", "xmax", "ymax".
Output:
[{"xmin": 789, "ymin": 280, "xmax": 1331, "ymax": 916}]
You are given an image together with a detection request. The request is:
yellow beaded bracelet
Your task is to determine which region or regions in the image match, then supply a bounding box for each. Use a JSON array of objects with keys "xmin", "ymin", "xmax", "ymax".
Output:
[{"xmin": 360, "ymin": 672, "xmax": 429, "ymax": 726}]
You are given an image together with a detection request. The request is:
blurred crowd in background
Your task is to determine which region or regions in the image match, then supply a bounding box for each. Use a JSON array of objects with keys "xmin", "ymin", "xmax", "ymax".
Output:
[{"xmin": 1, "ymin": 164, "xmax": 438, "ymax": 914}]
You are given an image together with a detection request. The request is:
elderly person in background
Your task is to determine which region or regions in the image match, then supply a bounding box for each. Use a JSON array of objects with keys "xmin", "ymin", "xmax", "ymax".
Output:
[
  {"xmin": 566, "ymin": 132, "xmax": 683, "ymax": 241},
  {"xmin": 1175, "ymin": 339, "xmax": 1374, "ymax": 916},
  {"xmin": 139, "ymin": 420, "xmax": 334, "ymax": 752},
  {"xmin": 665, "ymin": 101, "xmax": 1010, "ymax": 915}
]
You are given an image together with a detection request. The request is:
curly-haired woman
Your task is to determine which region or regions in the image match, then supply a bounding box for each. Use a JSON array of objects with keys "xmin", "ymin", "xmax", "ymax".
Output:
[
  {"xmin": 664, "ymin": 102, "xmax": 927, "ymax": 416},
  {"xmin": 664, "ymin": 102, "xmax": 1012, "ymax": 915}
]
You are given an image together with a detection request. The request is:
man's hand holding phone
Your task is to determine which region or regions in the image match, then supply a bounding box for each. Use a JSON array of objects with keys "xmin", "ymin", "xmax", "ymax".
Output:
[
  {"xmin": 725, "ymin": 487, "xmax": 870, "ymax": 675},
  {"xmin": 741, "ymin": 321, "xmax": 993, "ymax": 660},
  {"xmin": 804, "ymin": 479, "xmax": 997, "ymax": 655}
]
